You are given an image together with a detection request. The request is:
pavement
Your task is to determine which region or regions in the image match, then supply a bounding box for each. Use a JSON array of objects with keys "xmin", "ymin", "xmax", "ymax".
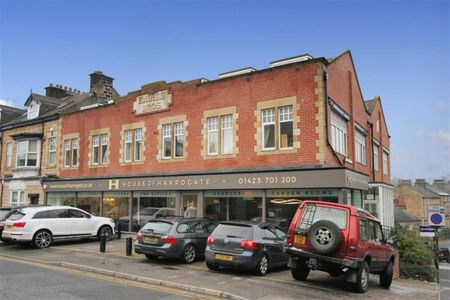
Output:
[{"xmin": 0, "ymin": 237, "xmax": 440, "ymax": 300}]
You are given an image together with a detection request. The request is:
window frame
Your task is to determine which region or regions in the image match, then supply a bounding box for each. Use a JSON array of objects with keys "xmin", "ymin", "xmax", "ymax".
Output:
[
  {"xmin": 330, "ymin": 111, "xmax": 348, "ymax": 156},
  {"xmin": 5, "ymin": 143, "xmax": 12, "ymax": 168},
  {"xmin": 91, "ymin": 134, "xmax": 108, "ymax": 165},
  {"xmin": 174, "ymin": 122, "xmax": 184, "ymax": 158},
  {"xmin": 48, "ymin": 137, "xmax": 56, "ymax": 166},
  {"xmin": 16, "ymin": 139, "xmax": 39, "ymax": 168},
  {"xmin": 9, "ymin": 191, "xmax": 25, "ymax": 207},
  {"xmin": 123, "ymin": 128, "xmax": 143, "ymax": 163},
  {"xmin": 261, "ymin": 105, "xmax": 294, "ymax": 151},
  {"xmin": 383, "ymin": 150, "xmax": 389, "ymax": 175},
  {"xmin": 162, "ymin": 124, "xmax": 173, "ymax": 159},
  {"xmin": 64, "ymin": 138, "xmax": 78, "ymax": 168},
  {"xmin": 354, "ymin": 129, "xmax": 366, "ymax": 165},
  {"xmin": 261, "ymin": 108, "xmax": 276, "ymax": 151},
  {"xmin": 373, "ymin": 143, "xmax": 379, "ymax": 171},
  {"xmin": 207, "ymin": 117, "xmax": 219, "ymax": 156},
  {"xmin": 278, "ymin": 105, "xmax": 294, "ymax": 150}
]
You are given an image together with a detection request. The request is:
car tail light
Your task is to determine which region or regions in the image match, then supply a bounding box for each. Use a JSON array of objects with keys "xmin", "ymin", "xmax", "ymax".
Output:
[
  {"xmin": 135, "ymin": 232, "xmax": 142, "ymax": 241},
  {"xmin": 161, "ymin": 235, "xmax": 176, "ymax": 244},
  {"xmin": 207, "ymin": 235, "xmax": 215, "ymax": 245},
  {"xmin": 13, "ymin": 222, "xmax": 27, "ymax": 228},
  {"xmin": 240, "ymin": 240, "xmax": 257, "ymax": 250}
]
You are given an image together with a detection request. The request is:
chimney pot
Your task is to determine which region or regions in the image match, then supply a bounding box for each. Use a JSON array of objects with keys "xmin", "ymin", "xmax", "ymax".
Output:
[
  {"xmin": 415, "ymin": 179, "xmax": 427, "ymax": 187},
  {"xmin": 49, "ymin": 83, "xmax": 53, "ymax": 87}
]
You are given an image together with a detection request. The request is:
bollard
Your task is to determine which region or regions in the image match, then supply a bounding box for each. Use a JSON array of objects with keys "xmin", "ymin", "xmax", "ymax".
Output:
[
  {"xmin": 100, "ymin": 233, "xmax": 106, "ymax": 253},
  {"xmin": 117, "ymin": 228, "xmax": 121, "ymax": 240},
  {"xmin": 126, "ymin": 237, "xmax": 132, "ymax": 256}
]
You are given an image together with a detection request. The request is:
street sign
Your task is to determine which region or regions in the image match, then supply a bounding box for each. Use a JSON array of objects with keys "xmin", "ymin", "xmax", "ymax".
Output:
[
  {"xmin": 420, "ymin": 226, "xmax": 436, "ymax": 237},
  {"xmin": 428, "ymin": 206, "xmax": 445, "ymax": 227}
]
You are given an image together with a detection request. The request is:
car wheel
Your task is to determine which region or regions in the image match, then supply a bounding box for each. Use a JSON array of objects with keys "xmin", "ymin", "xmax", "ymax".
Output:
[
  {"xmin": 33, "ymin": 230, "xmax": 52, "ymax": 249},
  {"xmin": 308, "ymin": 220, "xmax": 342, "ymax": 255},
  {"xmin": 379, "ymin": 260, "xmax": 393, "ymax": 288},
  {"xmin": 255, "ymin": 254, "xmax": 269, "ymax": 276},
  {"xmin": 206, "ymin": 262, "xmax": 220, "ymax": 270},
  {"xmin": 97, "ymin": 225, "xmax": 113, "ymax": 241},
  {"xmin": 181, "ymin": 244, "xmax": 197, "ymax": 264},
  {"xmin": 145, "ymin": 254, "xmax": 158, "ymax": 260},
  {"xmin": 353, "ymin": 261, "xmax": 370, "ymax": 293},
  {"xmin": 291, "ymin": 259, "xmax": 310, "ymax": 281}
]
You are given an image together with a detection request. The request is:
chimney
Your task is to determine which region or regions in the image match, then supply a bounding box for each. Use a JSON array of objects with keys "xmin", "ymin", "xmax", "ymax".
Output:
[
  {"xmin": 415, "ymin": 179, "xmax": 427, "ymax": 188},
  {"xmin": 397, "ymin": 179, "xmax": 411, "ymax": 186},
  {"xmin": 45, "ymin": 83, "xmax": 72, "ymax": 98},
  {"xmin": 433, "ymin": 179, "xmax": 445, "ymax": 188},
  {"xmin": 89, "ymin": 71, "xmax": 114, "ymax": 102}
]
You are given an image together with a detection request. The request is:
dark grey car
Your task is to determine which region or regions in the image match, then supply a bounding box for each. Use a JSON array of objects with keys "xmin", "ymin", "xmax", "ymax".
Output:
[
  {"xmin": 134, "ymin": 217, "xmax": 217, "ymax": 263},
  {"xmin": 205, "ymin": 222, "xmax": 289, "ymax": 276}
]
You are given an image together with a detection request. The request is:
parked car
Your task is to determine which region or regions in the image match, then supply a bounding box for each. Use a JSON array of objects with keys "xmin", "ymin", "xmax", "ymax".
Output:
[
  {"xmin": 284, "ymin": 200, "xmax": 396, "ymax": 293},
  {"xmin": 439, "ymin": 248, "xmax": 450, "ymax": 263},
  {"xmin": 118, "ymin": 207, "xmax": 176, "ymax": 232},
  {"xmin": 205, "ymin": 222, "xmax": 289, "ymax": 276},
  {"xmin": 1, "ymin": 206, "xmax": 116, "ymax": 248},
  {"xmin": 135, "ymin": 217, "xmax": 217, "ymax": 263},
  {"xmin": 0, "ymin": 205, "xmax": 48, "ymax": 241}
]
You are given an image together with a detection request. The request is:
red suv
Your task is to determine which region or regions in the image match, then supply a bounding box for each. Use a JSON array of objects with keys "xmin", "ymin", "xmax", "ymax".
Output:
[{"xmin": 284, "ymin": 200, "xmax": 396, "ymax": 293}]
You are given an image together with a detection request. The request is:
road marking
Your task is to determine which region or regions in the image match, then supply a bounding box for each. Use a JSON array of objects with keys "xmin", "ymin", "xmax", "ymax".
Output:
[{"xmin": 0, "ymin": 256, "xmax": 219, "ymax": 300}]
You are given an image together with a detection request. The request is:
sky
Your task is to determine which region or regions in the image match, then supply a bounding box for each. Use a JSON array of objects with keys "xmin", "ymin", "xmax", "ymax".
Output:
[{"xmin": 0, "ymin": 0, "xmax": 449, "ymax": 181}]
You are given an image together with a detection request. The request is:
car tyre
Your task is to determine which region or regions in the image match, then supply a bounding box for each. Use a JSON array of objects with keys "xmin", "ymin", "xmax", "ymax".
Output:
[
  {"xmin": 379, "ymin": 260, "xmax": 393, "ymax": 288},
  {"xmin": 181, "ymin": 244, "xmax": 197, "ymax": 264},
  {"xmin": 206, "ymin": 262, "xmax": 220, "ymax": 270},
  {"xmin": 33, "ymin": 230, "xmax": 52, "ymax": 249},
  {"xmin": 291, "ymin": 259, "xmax": 310, "ymax": 281},
  {"xmin": 145, "ymin": 254, "xmax": 158, "ymax": 260},
  {"xmin": 255, "ymin": 254, "xmax": 269, "ymax": 276},
  {"xmin": 353, "ymin": 261, "xmax": 370, "ymax": 293},
  {"xmin": 308, "ymin": 220, "xmax": 342, "ymax": 255},
  {"xmin": 97, "ymin": 225, "xmax": 113, "ymax": 241}
]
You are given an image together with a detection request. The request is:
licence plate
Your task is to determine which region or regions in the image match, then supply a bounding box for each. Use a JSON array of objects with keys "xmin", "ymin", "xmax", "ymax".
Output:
[
  {"xmin": 5, "ymin": 225, "xmax": 13, "ymax": 230},
  {"xmin": 215, "ymin": 254, "xmax": 233, "ymax": 261},
  {"xmin": 294, "ymin": 235, "xmax": 305, "ymax": 245},
  {"xmin": 144, "ymin": 237, "xmax": 159, "ymax": 244}
]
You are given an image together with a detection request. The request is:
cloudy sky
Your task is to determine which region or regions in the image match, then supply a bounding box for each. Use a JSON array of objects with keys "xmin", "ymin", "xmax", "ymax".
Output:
[{"xmin": 0, "ymin": 0, "xmax": 449, "ymax": 181}]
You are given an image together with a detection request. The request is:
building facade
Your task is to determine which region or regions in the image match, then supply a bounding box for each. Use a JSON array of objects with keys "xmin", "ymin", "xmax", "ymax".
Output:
[{"xmin": 32, "ymin": 50, "xmax": 393, "ymax": 231}]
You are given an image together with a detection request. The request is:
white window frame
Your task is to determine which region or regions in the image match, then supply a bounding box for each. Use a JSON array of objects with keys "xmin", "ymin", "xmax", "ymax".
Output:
[
  {"xmin": 124, "ymin": 130, "xmax": 133, "ymax": 163},
  {"xmin": 262, "ymin": 108, "xmax": 276, "ymax": 151},
  {"xmin": 71, "ymin": 139, "xmax": 78, "ymax": 167},
  {"xmin": 5, "ymin": 143, "xmax": 12, "ymax": 168},
  {"xmin": 373, "ymin": 144, "xmax": 379, "ymax": 171},
  {"xmin": 10, "ymin": 191, "xmax": 25, "ymax": 207},
  {"xmin": 331, "ymin": 111, "xmax": 348, "ymax": 156},
  {"xmin": 101, "ymin": 134, "xmax": 108, "ymax": 164},
  {"xmin": 64, "ymin": 138, "xmax": 78, "ymax": 168},
  {"xmin": 92, "ymin": 135, "xmax": 100, "ymax": 165},
  {"xmin": 134, "ymin": 128, "xmax": 142, "ymax": 162},
  {"xmin": 174, "ymin": 122, "xmax": 184, "ymax": 158},
  {"xmin": 354, "ymin": 129, "xmax": 366, "ymax": 165},
  {"xmin": 207, "ymin": 117, "xmax": 219, "ymax": 155},
  {"xmin": 124, "ymin": 128, "xmax": 143, "ymax": 163},
  {"xmin": 221, "ymin": 115, "xmax": 233, "ymax": 154},
  {"xmin": 383, "ymin": 150, "xmax": 389, "ymax": 175},
  {"xmin": 278, "ymin": 105, "xmax": 293, "ymax": 150},
  {"xmin": 16, "ymin": 139, "xmax": 39, "ymax": 167},
  {"xmin": 48, "ymin": 137, "xmax": 56, "ymax": 166},
  {"xmin": 162, "ymin": 124, "xmax": 172, "ymax": 159},
  {"xmin": 27, "ymin": 102, "xmax": 40, "ymax": 120}
]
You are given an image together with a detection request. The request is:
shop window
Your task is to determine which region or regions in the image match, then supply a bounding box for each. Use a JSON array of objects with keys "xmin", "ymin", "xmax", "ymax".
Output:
[
  {"xmin": 48, "ymin": 137, "xmax": 56, "ymax": 166},
  {"xmin": 103, "ymin": 192, "xmax": 130, "ymax": 224},
  {"xmin": 373, "ymin": 143, "xmax": 379, "ymax": 171},
  {"xmin": 46, "ymin": 192, "xmax": 75, "ymax": 206},
  {"xmin": 261, "ymin": 106, "xmax": 293, "ymax": 151},
  {"xmin": 162, "ymin": 122, "xmax": 184, "ymax": 159},
  {"xmin": 124, "ymin": 128, "xmax": 142, "ymax": 162},
  {"xmin": 354, "ymin": 129, "xmax": 366, "ymax": 164},
  {"xmin": 91, "ymin": 134, "xmax": 108, "ymax": 165},
  {"xmin": 10, "ymin": 191, "xmax": 25, "ymax": 207},
  {"xmin": 64, "ymin": 138, "xmax": 78, "ymax": 167},
  {"xmin": 16, "ymin": 139, "xmax": 39, "ymax": 167},
  {"xmin": 77, "ymin": 192, "xmax": 101, "ymax": 216},
  {"xmin": 5, "ymin": 143, "xmax": 12, "ymax": 168},
  {"xmin": 331, "ymin": 111, "xmax": 347, "ymax": 155},
  {"xmin": 383, "ymin": 150, "xmax": 389, "ymax": 175},
  {"xmin": 203, "ymin": 195, "xmax": 261, "ymax": 221},
  {"xmin": 207, "ymin": 114, "xmax": 234, "ymax": 156}
]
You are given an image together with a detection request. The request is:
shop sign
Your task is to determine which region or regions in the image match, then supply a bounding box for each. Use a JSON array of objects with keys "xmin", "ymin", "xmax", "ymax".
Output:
[
  {"xmin": 133, "ymin": 90, "xmax": 172, "ymax": 115},
  {"xmin": 204, "ymin": 190, "xmax": 265, "ymax": 198},
  {"xmin": 266, "ymin": 189, "xmax": 338, "ymax": 198},
  {"xmin": 134, "ymin": 191, "xmax": 177, "ymax": 197}
]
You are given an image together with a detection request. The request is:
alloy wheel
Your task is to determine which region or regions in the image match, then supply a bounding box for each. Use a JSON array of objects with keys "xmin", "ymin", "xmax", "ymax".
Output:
[
  {"xmin": 35, "ymin": 231, "xmax": 51, "ymax": 248},
  {"xmin": 315, "ymin": 227, "xmax": 331, "ymax": 245},
  {"xmin": 259, "ymin": 255, "xmax": 269, "ymax": 275},
  {"xmin": 100, "ymin": 226, "xmax": 113, "ymax": 240},
  {"xmin": 184, "ymin": 245, "xmax": 196, "ymax": 263}
]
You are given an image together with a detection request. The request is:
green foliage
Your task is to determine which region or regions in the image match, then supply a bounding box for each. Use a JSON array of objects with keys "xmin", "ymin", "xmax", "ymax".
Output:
[{"xmin": 396, "ymin": 223, "xmax": 435, "ymax": 281}]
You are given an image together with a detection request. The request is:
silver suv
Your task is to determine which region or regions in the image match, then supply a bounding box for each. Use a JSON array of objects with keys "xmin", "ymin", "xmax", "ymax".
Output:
[{"xmin": 2, "ymin": 206, "xmax": 116, "ymax": 248}]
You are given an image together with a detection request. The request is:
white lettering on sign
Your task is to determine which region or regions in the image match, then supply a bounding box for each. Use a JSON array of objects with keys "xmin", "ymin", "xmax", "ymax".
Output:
[{"xmin": 133, "ymin": 90, "xmax": 172, "ymax": 115}]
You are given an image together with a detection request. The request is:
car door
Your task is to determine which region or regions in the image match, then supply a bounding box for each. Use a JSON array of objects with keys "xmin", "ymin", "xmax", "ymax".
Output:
[
  {"xmin": 374, "ymin": 221, "xmax": 387, "ymax": 269},
  {"xmin": 190, "ymin": 220, "xmax": 209, "ymax": 255},
  {"xmin": 261, "ymin": 225, "xmax": 283, "ymax": 266},
  {"xmin": 48, "ymin": 209, "xmax": 72, "ymax": 237},
  {"xmin": 367, "ymin": 220, "xmax": 384, "ymax": 271},
  {"xmin": 68, "ymin": 209, "xmax": 92, "ymax": 235}
]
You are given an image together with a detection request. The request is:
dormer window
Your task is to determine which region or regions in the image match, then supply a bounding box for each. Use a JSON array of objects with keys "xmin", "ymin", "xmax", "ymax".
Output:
[{"xmin": 27, "ymin": 102, "xmax": 40, "ymax": 119}]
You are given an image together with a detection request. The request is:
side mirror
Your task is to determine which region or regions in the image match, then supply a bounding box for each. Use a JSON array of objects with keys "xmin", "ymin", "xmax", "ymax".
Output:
[{"xmin": 86, "ymin": 214, "xmax": 91, "ymax": 219}]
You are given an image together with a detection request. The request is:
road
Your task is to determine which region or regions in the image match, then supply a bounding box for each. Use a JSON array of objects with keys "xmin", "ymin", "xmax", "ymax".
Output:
[{"xmin": 0, "ymin": 257, "xmax": 217, "ymax": 300}]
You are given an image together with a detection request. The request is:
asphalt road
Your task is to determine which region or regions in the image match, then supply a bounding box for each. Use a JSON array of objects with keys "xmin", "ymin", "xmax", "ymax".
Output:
[{"xmin": 0, "ymin": 258, "xmax": 214, "ymax": 300}]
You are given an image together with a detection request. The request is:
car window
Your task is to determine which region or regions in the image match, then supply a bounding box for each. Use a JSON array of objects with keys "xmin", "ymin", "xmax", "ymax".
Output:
[
  {"xmin": 0, "ymin": 210, "xmax": 10, "ymax": 219},
  {"xmin": 359, "ymin": 219, "xmax": 368, "ymax": 241},
  {"xmin": 177, "ymin": 222, "xmax": 190, "ymax": 233},
  {"xmin": 69, "ymin": 209, "xmax": 88, "ymax": 218},
  {"xmin": 213, "ymin": 224, "xmax": 253, "ymax": 239},
  {"xmin": 47, "ymin": 209, "xmax": 70, "ymax": 218},
  {"xmin": 275, "ymin": 227, "xmax": 286, "ymax": 239},
  {"xmin": 191, "ymin": 222, "xmax": 205, "ymax": 233},
  {"xmin": 8, "ymin": 211, "xmax": 25, "ymax": 221},
  {"xmin": 205, "ymin": 222, "xmax": 218, "ymax": 233},
  {"xmin": 262, "ymin": 227, "xmax": 277, "ymax": 239},
  {"xmin": 374, "ymin": 222, "xmax": 384, "ymax": 242},
  {"xmin": 33, "ymin": 211, "xmax": 50, "ymax": 219},
  {"xmin": 298, "ymin": 205, "xmax": 348, "ymax": 230},
  {"xmin": 141, "ymin": 221, "xmax": 173, "ymax": 233}
]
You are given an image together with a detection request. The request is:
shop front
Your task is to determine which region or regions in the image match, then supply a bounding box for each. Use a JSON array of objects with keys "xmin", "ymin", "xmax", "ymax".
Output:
[{"xmin": 44, "ymin": 168, "xmax": 368, "ymax": 232}]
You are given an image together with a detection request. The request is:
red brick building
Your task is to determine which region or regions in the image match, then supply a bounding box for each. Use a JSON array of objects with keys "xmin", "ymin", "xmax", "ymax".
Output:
[{"xmin": 43, "ymin": 50, "xmax": 393, "ymax": 231}]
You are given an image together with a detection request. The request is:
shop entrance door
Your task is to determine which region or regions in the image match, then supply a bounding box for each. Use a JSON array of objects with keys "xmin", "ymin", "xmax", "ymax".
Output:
[{"xmin": 182, "ymin": 193, "xmax": 199, "ymax": 218}]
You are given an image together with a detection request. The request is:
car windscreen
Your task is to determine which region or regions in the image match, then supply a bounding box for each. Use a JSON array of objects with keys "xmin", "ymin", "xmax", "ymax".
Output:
[
  {"xmin": 8, "ymin": 211, "xmax": 25, "ymax": 221},
  {"xmin": 0, "ymin": 210, "xmax": 10, "ymax": 220},
  {"xmin": 213, "ymin": 224, "xmax": 253, "ymax": 239},
  {"xmin": 298, "ymin": 205, "xmax": 348, "ymax": 230},
  {"xmin": 141, "ymin": 221, "xmax": 173, "ymax": 233}
]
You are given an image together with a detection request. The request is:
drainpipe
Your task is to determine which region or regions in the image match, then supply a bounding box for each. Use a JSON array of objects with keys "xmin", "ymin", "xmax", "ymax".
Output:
[
  {"xmin": 323, "ymin": 66, "xmax": 344, "ymax": 166},
  {"xmin": 369, "ymin": 123, "xmax": 375, "ymax": 180},
  {"xmin": 39, "ymin": 122, "xmax": 45, "ymax": 205}
]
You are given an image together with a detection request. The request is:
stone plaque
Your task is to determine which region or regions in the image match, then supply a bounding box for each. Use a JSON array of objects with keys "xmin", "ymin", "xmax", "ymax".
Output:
[{"xmin": 133, "ymin": 90, "xmax": 172, "ymax": 115}]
